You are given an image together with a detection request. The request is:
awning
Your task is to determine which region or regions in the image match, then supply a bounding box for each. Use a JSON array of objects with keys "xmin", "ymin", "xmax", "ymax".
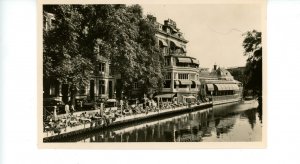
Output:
[
  {"xmin": 185, "ymin": 95, "xmax": 196, "ymax": 99},
  {"xmin": 180, "ymin": 80, "xmax": 192, "ymax": 85},
  {"xmin": 192, "ymin": 80, "xmax": 201, "ymax": 85},
  {"xmin": 170, "ymin": 41, "xmax": 181, "ymax": 47},
  {"xmin": 174, "ymin": 80, "xmax": 180, "ymax": 85},
  {"xmin": 222, "ymin": 84, "xmax": 228, "ymax": 90},
  {"xmin": 232, "ymin": 84, "xmax": 240, "ymax": 90},
  {"xmin": 177, "ymin": 57, "xmax": 192, "ymax": 63},
  {"xmin": 192, "ymin": 59, "xmax": 199, "ymax": 65},
  {"xmin": 215, "ymin": 84, "xmax": 240, "ymax": 91},
  {"xmin": 155, "ymin": 94, "xmax": 175, "ymax": 98},
  {"xmin": 215, "ymin": 84, "xmax": 225, "ymax": 91},
  {"xmin": 226, "ymin": 84, "xmax": 232, "ymax": 90},
  {"xmin": 106, "ymin": 99, "xmax": 117, "ymax": 102},
  {"xmin": 159, "ymin": 39, "xmax": 168, "ymax": 47},
  {"xmin": 206, "ymin": 84, "xmax": 214, "ymax": 91}
]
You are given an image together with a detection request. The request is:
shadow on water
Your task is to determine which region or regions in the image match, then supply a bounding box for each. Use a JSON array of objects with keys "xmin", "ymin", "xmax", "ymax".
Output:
[{"xmin": 72, "ymin": 101, "xmax": 262, "ymax": 142}]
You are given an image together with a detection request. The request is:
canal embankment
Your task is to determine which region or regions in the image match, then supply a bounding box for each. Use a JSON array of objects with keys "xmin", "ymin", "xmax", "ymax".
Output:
[{"xmin": 43, "ymin": 102, "xmax": 212, "ymax": 142}]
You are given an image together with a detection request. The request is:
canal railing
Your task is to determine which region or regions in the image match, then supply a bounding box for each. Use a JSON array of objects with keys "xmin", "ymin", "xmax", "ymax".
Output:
[{"xmin": 43, "ymin": 102, "xmax": 213, "ymax": 142}]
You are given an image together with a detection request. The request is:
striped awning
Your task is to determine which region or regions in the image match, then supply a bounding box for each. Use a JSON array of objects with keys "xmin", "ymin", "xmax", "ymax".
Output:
[
  {"xmin": 206, "ymin": 84, "xmax": 214, "ymax": 91},
  {"xmin": 231, "ymin": 84, "xmax": 240, "ymax": 90},
  {"xmin": 177, "ymin": 57, "xmax": 192, "ymax": 63},
  {"xmin": 215, "ymin": 84, "xmax": 240, "ymax": 91},
  {"xmin": 192, "ymin": 59, "xmax": 199, "ymax": 65},
  {"xmin": 180, "ymin": 80, "xmax": 193, "ymax": 85},
  {"xmin": 215, "ymin": 84, "xmax": 225, "ymax": 91}
]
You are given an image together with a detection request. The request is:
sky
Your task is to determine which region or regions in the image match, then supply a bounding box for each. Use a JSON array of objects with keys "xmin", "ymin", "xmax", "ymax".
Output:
[{"xmin": 141, "ymin": 4, "xmax": 262, "ymax": 69}]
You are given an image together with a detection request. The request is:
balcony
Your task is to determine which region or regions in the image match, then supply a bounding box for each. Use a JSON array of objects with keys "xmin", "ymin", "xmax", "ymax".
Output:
[
  {"xmin": 177, "ymin": 88, "xmax": 190, "ymax": 92},
  {"xmin": 190, "ymin": 88, "xmax": 199, "ymax": 92},
  {"xmin": 96, "ymin": 71, "xmax": 105, "ymax": 77},
  {"xmin": 162, "ymin": 88, "xmax": 172, "ymax": 92}
]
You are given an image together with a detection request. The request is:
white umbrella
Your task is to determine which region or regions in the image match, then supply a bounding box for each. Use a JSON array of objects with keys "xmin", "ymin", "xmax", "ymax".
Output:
[{"xmin": 53, "ymin": 106, "xmax": 58, "ymax": 121}]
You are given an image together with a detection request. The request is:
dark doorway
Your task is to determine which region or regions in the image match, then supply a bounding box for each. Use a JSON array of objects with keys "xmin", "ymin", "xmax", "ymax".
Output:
[
  {"xmin": 109, "ymin": 81, "xmax": 113, "ymax": 99},
  {"xmin": 90, "ymin": 80, "xmax": 95, "ymax": 101},
  {"xmin": 116, "ymin": 79, "xmax": 122, "ymax": 99},
  {"xmin": 62, "ymin": 84, "xmax": 69, "ymax": 103}
]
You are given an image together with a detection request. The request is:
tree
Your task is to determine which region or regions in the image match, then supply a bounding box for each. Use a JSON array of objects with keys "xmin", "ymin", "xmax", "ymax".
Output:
[
  {"xmin": 43, "ymin": 5, "xmax": 94, "ymax": 104},
  {"xmin": 43, "ymin": 4, "xmax": 165, "ymax": 102},
  {"xmin": 242, "ymin": 30, "xmax": 262, "ymax": 96}
]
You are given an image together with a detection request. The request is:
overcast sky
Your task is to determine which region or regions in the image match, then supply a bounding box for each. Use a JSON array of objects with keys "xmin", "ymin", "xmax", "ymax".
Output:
[{"xmin": 141, "ymin": 4, "xmax": 262, "ymax": 68}]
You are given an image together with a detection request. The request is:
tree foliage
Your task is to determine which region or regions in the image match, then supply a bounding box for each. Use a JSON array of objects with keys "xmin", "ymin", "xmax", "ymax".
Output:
[
  {"xmin": 43, "ymin": 4, "xmax": 165, "ymax": 100},
  {"xmin": 242, "ymin": 30, "xmax": 262, "ymax": 95}
]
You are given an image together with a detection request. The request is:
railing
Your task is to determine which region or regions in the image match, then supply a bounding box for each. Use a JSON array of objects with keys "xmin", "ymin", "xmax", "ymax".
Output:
[
  {"xmin": 162, "ymin": 88, "xmax": 172, "ymax": 92},
  {"xmin": 190, "ymin": 88, "xmax": 199, "ymax": 92},
  {"xmin": 177, "ymin": 88, "xmax": 190, "ymax": 92},
  {"xmin": 43, "ymin": 101, "xmax": 213, "ymax": 140},
  {"xmin": 212, "ymin": 95, "xmax": 240, "ymax": 101}
]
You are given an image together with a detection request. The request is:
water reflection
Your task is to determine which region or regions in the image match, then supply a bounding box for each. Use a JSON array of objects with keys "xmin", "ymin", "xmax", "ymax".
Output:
[{"xmin": 76, "ymin": 101, "xmax": 262, "ymax": 142}]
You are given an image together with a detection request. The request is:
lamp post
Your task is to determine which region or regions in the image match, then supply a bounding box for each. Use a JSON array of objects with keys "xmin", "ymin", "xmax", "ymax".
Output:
[
  {"xmin": 210, "ymin": 91, "xmax": 213, "ymax": 104},
  {"xmin": 120, "ymin": 91, "xmax": 124, "ymax": 118}
]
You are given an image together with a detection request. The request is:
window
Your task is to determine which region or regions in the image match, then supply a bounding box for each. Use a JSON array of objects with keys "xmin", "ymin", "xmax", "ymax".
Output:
[
  {"xmin": 179, "ymin": 84, "xmax": 187, "ymax": 88},
  {"xmin": 79, "ymin": 85, "xmax": 86, "ymax": 95},
  {"xmin": 191, "ymin": 82, "xmax": 196, "ymax": 88},
  {"xmin": 190, "ymin": 74, "xmax": 195, "ymax": 80},
  {"xmin": 164, "ymin": 58, "xmax": 170, "ymax": 66},
  {"xmin": 109, "ymin": 64, "xmax": 113, "ymax": 75},
  {"xmin": 49, "ymin": 85, "xmax": 56, "ymax": 96},
  {"xmin": 99, "ymin": 63, "xmax": 105, "ymax": 72},
  {"xmin": 133, "ymin": 82, "xmax": 140, "ymax": 89},
  {"xmin": 99, "ymin": 80, "xmax": 105, "ymax": 94},
  {"xmin": 178, "ymin": 73, "xmax": 189, "ymax": 80},
  {"xmin": 163, "ymin": 80, "xmax": 171, "ymax": 88},
  {"xmin": 165, "ymin": 72, "xmax": 171, "ymax": 79}
]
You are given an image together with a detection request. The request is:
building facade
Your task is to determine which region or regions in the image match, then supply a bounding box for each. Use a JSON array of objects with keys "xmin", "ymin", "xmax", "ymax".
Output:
[{"xmin": 152, "ymin": 19, "xmax": 200, "ymax": 103}]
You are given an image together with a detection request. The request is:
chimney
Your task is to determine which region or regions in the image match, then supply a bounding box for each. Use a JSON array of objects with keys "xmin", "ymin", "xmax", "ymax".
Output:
[{"xmin": 214, "ymin": 64, "xmax": 217, "ymax": 70}]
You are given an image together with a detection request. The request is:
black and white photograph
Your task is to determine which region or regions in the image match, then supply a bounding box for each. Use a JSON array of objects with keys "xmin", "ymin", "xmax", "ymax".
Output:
[{"xmin": 39, "ymin": 0, "xmax": 266, "ymax": 147}]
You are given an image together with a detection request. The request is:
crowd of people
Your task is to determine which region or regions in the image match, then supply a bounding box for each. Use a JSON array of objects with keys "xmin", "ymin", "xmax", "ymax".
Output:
[{"xmin": 43, "ymin": 98, "xmax": 202, "ymax": 135}]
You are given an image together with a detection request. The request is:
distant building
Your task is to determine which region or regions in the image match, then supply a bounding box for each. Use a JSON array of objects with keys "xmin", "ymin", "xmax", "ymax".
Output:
[{"xmin": 199, "ymin": 64, "xmax": 243, "ymax": 105}]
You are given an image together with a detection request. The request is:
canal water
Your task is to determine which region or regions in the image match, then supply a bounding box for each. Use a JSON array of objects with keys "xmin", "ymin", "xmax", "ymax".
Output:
[{"xmin": 76, "ymin": 101, "xmax": 262, "ymax": 142}]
